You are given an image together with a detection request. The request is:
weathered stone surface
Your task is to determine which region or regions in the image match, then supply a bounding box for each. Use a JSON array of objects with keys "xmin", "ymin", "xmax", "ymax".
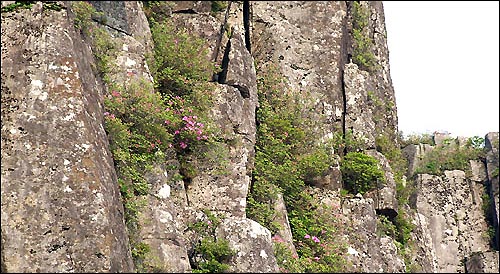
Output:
[
  {"xmin": 343, "ymin": 62, "xmax": 377, "ymax": 148},
  {"xmin": 216, "ymin": 217, "xmax": 279, "ymax": 273},
  {"xmin": 341, "ymin": 195, "xmax": 405, "ymax": 272},
  {"xmin": 186, "ymin": 27, "xmax": 257, "ymax": 217},
  {"xmin": 484, "ymin": 132, "xmax": 499, "ymax": 249},
  {"xmin": 90, "ymin": 1, "xmax": 153, "ymax": 52},
  {"xmin": 139, "ymin": 163, "xmax": 191, "ymax": 272},
  {"xmin": 170, "ymin": 9, "xmax": 223, "ymax": 65},
  {"xmin": 365, "ymin": 149, "xmax": 398, "ymax": 216},
  {"xmin": 402, "ymin": 143, "xmax": 435, "ymax": 177},
  {"xmin": 252, "ymin": 1, "xmax": 347, "ymax": 141},
  {"xmin": 187, "ymin": 84, "xmax": 255, "ymax": 217},
  {"xmin": 309, "ymin": 155, "xmax": 343, "ymax": 190},
  {"xmin": 219, "ymin": 27, "xmax": 257, "ymax": 102},
  {"xmin": 1, "ymin": 2, "xmax": 134, "ymax": 272},
  {"xmin": 465, "ymin": 251, "xmax": 500, "ymax": 273},
  {"xmin": 411, "ymin": 171, "xmax": 491, "ymax": 273},
  {"xmin": 171, "ymin": 1, "xmax": 212, "ymax": 14},
  {"xmin": 470, "ymin": 159, "xmax": 488, "ymax": 183},
  {"xmin": 433, "ymin": 131, "xmax": 453, "ymax": 146},
  {"xmin": 271, "ymin": 193, "xmax": 297, "ymax": 257}
]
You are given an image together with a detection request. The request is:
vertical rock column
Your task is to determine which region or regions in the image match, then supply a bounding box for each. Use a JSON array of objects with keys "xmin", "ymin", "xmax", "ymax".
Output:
[
  {"xmin": 485, "ymin": 132, "xmax": 499, "ymax": 249},
  {"xmin": 1, "ymin": 2, "xmax": 134, "ymax": 272}
]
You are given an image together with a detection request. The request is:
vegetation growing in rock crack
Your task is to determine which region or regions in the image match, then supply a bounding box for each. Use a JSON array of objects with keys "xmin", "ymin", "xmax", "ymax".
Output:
[
  {"xmin": 414, "ymin": 135, "xmax": 485, "ymax": 177},
  {"xmin": 247, "ymin": 63, "xmax": 350, "ymax": 272},
  {"xmin": 352, "ymin": 1, "xmax": 378, "ymax": 72},
  {"xmin": 187, "ymin": 210, "xmax": 235, "ymax": 273},
  {"xmin": 78, "ymin": 1, "xmax": 224, "ymax": 270}
]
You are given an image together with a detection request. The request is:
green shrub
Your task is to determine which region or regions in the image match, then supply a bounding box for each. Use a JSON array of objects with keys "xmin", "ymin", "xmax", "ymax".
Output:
[
  {"xmin": 400, "ymin": 132, "xmax": 435, "ymax": 147},
  {"xmin": 149, "ymin": 21, "xmax": 219, "ymax": 97},
  {"xmin": 1, "ymin": 1, "xmax": 34, "ymax": 13},
  {"xmin": 414, "ymin": 136, "xmax": 485, "ymax": 176},
  {"xmin": 247, "ymin": 63, "xmax": 349, "ymax": 272},
  {"xmin": 341, "ymin": 152, "xmax": 385, "ymax": 195},
  {"xmin": 188, "ymin": 210, "xmax": 236, "ymax": 273},
  {"xmin": 352, "ymin": 1, "xmax": 377, "ymax": 71},
  {"xmin": 210, "ymin": 1, "xmax": 227, "ymax": 13}
]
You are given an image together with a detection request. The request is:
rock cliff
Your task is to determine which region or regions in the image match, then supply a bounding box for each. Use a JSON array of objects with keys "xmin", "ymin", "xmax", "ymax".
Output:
[{"xmin": 1, "ymin": 1, "xmax": 498, "ymax": 273}]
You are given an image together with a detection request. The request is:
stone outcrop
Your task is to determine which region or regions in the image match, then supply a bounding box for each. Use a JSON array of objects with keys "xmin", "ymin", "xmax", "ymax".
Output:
[
  {"xmin": 465, "ymin": 251, "xmax": 500, "ymax": 273},
  {"xmin": 364, "ymin": 149, "xmax": 398, "ymax": 217},
  {"xmin": 186, "ymin": 28, "xmax": 258, "ymax": 218},
  {"xmin": 1, "ymin": 2, "xmax": 134, "ymax": 272},
  {"xmin": 341, "ymin": 194, "xmax": 405, "ymax": 272},
  {"xmin": 2, "ymin": 1, "xmax": 498, "ymax": 273},
  {"xmin": 402, "ymin": 143, "xmax": 435, "ymax": 177},
  {"xmin": 217, "ymin": 217, "xmax": 279, "ymax": 273},
  {"xmin": 484, "ymin": 132, "xmax": 499, "ymax": 249},
  {"xmin": 411, "ymin": 171, "xmax": 493, "ymax": 272}
]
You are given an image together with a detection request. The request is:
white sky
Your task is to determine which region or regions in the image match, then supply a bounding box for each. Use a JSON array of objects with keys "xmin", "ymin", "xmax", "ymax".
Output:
[{"xmin": 383, "ymin": 1, "xmax": 499, "ymax": 138}]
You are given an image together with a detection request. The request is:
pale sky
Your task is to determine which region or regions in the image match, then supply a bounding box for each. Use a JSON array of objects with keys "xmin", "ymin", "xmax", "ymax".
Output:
[{"xmin": 383, "ymin": 1, "xmax": 499, "ymax": 138}]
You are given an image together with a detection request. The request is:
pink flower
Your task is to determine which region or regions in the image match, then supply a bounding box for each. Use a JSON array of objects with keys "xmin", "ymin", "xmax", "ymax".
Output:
[
  {"xmin": 312, "ymin": 236, "xmax": 320, "ymax": 243},
  {"xmin": 111, "ymin": 90, "xmax": 121, "ymax": 97},
  {"xmin": 179, "ymin": 142, "xmax": 187, "ymax": 149},
  {"xmin": 174, "ymin": 130, "xmax": 180, "ymax": 135},
  {"xmin": 314, "ymin": 256, "xmax": 320, "ymax": 261},
  {"xmin": 304, "ymin": 234, "xmax": 311, "ymax": 239},
  {"xmin": 272, "ymin": 235, "xmax": 284, "ymax": 243}
]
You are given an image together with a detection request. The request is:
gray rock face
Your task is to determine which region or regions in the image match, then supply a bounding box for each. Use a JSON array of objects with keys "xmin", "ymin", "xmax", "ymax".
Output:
[
  {"xmin": 271, "ymin": 193, "xmax": 297, "ymax": 257},
  {"xmin": 343, "ymin": 62, "xmax": 377, "ymax": 148},
  {"xmin": 252, "ymin": 1, "xmax": 347, "ymax": 142},
  {"xmin": 402, "ymin": 143, "xmax": 435, "ymax": 177},
  {"xmin": 216, "ymin": 217, "xmax": 279, "ymax": 273},
  {"xmin": 465, "ymin": 251, "xmax": 500, "ymax": 273},
  {"xmin": 364, "ymin": 150, "xmax": 398, "ymax": 216},
  {"xmin": 485, "ymin": 132, "xmax": 499, "ymax": 248},
  {"xmin": 185, "ymin": 25, "xmax": 257, "ymax": 218},
  {"xmin": 341, "ymin": 195, "xmax": 405, "ymax": 272},
  {"xmin": 1, "ymin": 2, "xmax": 134, "ymax": 272},
  {"xmin": 411, "ymin": 171, "xmax": 492, "ymax": 273}
]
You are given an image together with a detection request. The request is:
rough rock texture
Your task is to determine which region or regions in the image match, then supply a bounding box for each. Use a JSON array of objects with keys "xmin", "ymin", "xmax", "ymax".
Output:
[
  {"xmin": 402, "ymin": 143, "xmax": 435, "ymax": 177},
  {"xmin": 217, "ymin": 217, "xmax": 279, "ymax": 273},
  {"xmin": 341, "ymin": 195, "xmax": 405, "ymax": 272},
  {"xmin": 1, "ymin": 2, "xmax": 134, "ymax": 272},
  {"xmin": 84, "ymin": 2, "xmax": 194, "ymax": 272},
  {"xmin": 252, "ymin": 1, "xmax": 347, "ymax": 142},
  {"xmin": 186, "ymin": 29, "xmax": 257, "ymax": 217},
  {"xmin": 465, "ymin": 251, "xmax": 500, "ymax": 273},
  {"xmin": 411, "ymin": 171, "xmax": 493, "ymax": 273},
  {"xmin": 484, "ymin": 132, "xmax": 499, "ymax": 249},
  {"xmin": 271, "ymin": 193, "xmax": 297, "ymax": 257},
  {"xmin": 365, "ymin": 150, "xmax": 398, "ymax": 217}
]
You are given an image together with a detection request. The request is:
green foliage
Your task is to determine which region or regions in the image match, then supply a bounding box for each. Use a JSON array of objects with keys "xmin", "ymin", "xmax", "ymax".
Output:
[
  {"xmin": 328, "ymin": 130, "xmax": 365, "ymax": 155},
  {"xmin": 341, "ymin": 152, "xmax": 385, "ymax": 195},
  {"xmin": 1, "ymin": 1, "xmax": 34, "ymax": 13},
  {"xmin": 149, "ymin": 20, "xmax": 219, "ymax": 97},
  {"xmin": 192, "ymin": 238, "xmax": 234, "ymax": 273},
  {"xmin": 376, "ymin": 215, "xmax": 396, "ymax": 238},
  {"xmin": 71, "ymin": 1, "xmax": 96, "ymax": 33},
  {"xmin": 188, "ymin": 210, "xmax": 235, "ymax": 273},
  {"xmin": 400, "ymin": 132, "xmax": 435, "ymax": 147},
  {"xmin": 352, "ymin": 1, "xmax": 377, "ymax": 71},
  {"xmin": 414, "ymin": 136, "xmax": 485, "ymax": 176},
  {"xmin": 43, "ymin": 2, "xmax": 63, "ymax": 11},
  {"xmin": 210, "ymin": 1, "xmax": 227, "ymax": 13},
  {"xmin": 376, "ymin": 134, "xmax": 408, "ymax": 183},
  {"xmin": 247, "ymin": 63, "xmax": 349, "ymax": 272},
  {"xmin": 70, "ymin": 1, "xmax": 117, "ymax": 79}
]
